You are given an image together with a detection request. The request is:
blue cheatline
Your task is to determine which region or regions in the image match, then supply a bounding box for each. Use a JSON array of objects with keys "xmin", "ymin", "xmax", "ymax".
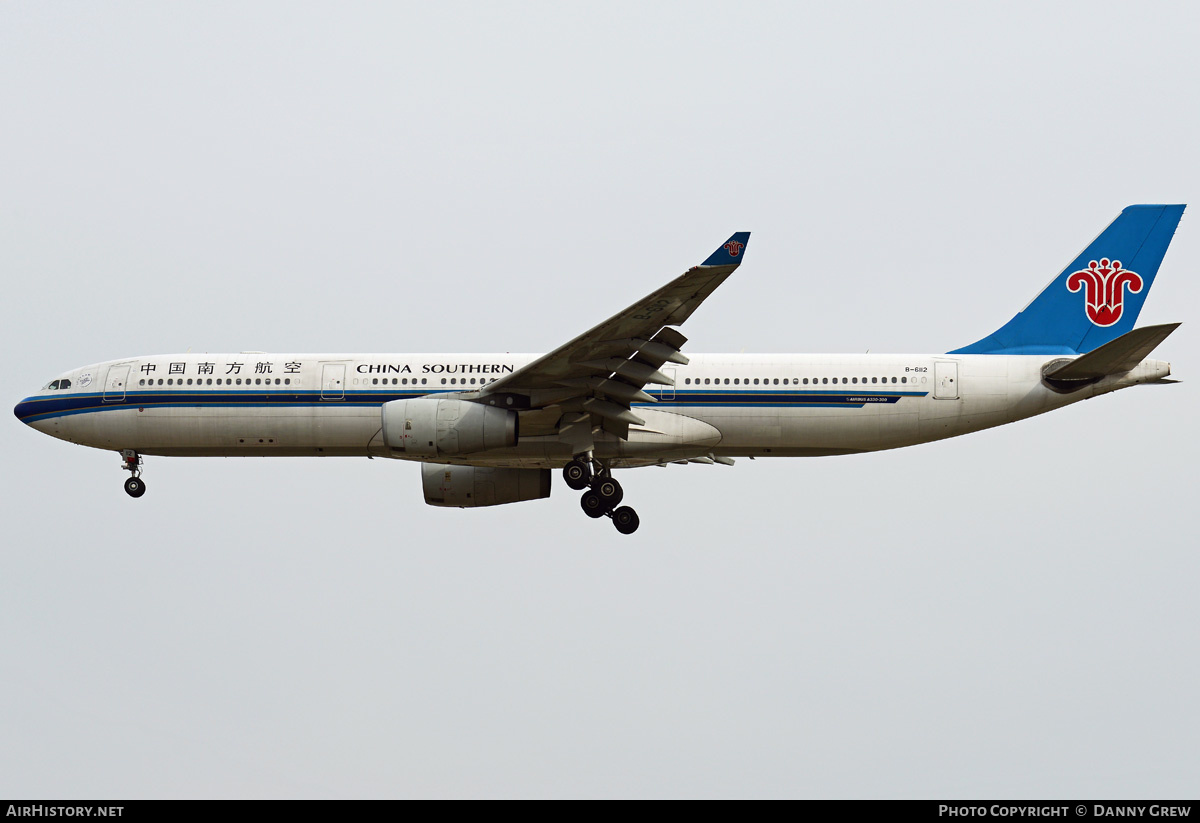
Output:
[
  {"xmin": 14, "ymin": 387, "xmax": 931, "ymax": 424},
  {"xmin": 951, "ymin": 204, "xmax": 1185, "ymax": 356}
]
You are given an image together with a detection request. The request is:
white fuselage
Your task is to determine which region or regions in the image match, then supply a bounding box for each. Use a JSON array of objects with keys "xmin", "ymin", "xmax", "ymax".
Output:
[{"xmin": 17, "ymin": 351, "xmax": 1171, "ymax": 469}]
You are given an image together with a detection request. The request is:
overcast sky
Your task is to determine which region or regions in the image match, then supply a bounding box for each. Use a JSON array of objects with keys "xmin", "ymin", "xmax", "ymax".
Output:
[{"xmin": 2, "ymin": 1, "xmax": 1197, "ymax": 799}]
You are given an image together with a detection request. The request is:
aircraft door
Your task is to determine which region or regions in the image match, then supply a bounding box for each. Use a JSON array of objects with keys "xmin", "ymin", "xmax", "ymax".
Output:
[
  {"xmin": 104, "ymin": 364, "xmax": 130, "ymax": 402},
  {"xmin": 321, "ymin": 364, "xmax": 346, "ymax": 400},
  {"xmin": 934, "ymin": 361, "xmax": 959, "ymax": 399},
  {"xmin": 656, "ymin": 368, "xmax": 676, "ymax": 401}
]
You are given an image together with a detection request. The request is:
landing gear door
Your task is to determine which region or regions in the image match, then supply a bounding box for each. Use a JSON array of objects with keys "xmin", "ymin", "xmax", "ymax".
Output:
[
  {"xmin": 104, "ymin": 364, "xmax": 130, "ymax": 402},
  {"xmin": 321, "ymin": 363, "xmax": 346, "ymax": 400},
  {"xmin": 934, "ymin": 361, "xmax": 959, "ymax": 400}
]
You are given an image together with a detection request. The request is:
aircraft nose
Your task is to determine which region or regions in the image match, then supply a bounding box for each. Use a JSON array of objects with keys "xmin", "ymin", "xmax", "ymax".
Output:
[{"xmin": 14, "ymin": 397, "xmax": 37, "ymax": 425}]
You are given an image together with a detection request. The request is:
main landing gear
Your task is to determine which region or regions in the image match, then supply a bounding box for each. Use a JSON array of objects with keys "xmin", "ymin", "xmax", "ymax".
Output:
[
  {"xmin": 563, "ymin": 456, "xmax": 640, "ymax": 535},
  {"xmin": 120, "ymin": 449, "xmax": 146, "ymax": 498}
]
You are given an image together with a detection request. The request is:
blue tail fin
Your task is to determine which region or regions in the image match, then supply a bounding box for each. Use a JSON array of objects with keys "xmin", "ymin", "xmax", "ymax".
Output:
[{"xmin": 951, "ymin": 204, "xmax": 1185, "ymax": 355}]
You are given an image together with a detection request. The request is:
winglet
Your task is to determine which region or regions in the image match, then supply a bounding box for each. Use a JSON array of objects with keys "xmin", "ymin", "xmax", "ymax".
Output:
[{"xmin": 702, "ymin": 232, "xmax": 751, "ymax": 266}]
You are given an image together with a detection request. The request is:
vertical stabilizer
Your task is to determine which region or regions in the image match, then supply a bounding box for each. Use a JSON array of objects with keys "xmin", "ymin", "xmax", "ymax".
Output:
[{"xmin": 951, "ymin": 205, "xmax": 1184, "ymax": 355}]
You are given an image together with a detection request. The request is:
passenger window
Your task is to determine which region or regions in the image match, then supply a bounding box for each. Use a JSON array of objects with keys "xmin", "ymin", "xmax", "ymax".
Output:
[
  {"xmin": 284, "ymin": 378, "xmax": 290, "ymax": 385},
  {"xmin": 685, "ymin": 378, "xmax": 690, "ymax": 385},
  {"xmin": 158, "ymin": 379, "xmax": 164, "ymax": 385},
  {"xmin": 753, "ymin": 378, "xmax": 759, "ymax": 385},
  {"xmin": 901, "ymin": 376, "xmax": 907, "ymax": 383},
  {"xmin": 852, "ymin": 377, "xmax": 857, "ymax": 384},
  {"xmin": 724, "ymin": 378, "xmax": 730, "ymax": 385},
  {"xmin": 704, "ymin": 378, "xmax": 711, "ymax": 385},
  {"xmin": 441, "ymin": 378, "xmax": 447, "ymax": 385},
  {"xmin": 236, "ymin": 378, "xmax": 242, "ymax": 385},
  {"xmin": 773, "ymin": 378, "xmax": 779, "ymax": 385}
]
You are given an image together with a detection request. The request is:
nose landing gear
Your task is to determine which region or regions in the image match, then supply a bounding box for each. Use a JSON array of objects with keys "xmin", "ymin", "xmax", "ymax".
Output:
[
  {"xmin": 563, "ymin": 455, "xmax": 638, "ymax": 534},
  {"xmin": 120, "ymin": 450, "xmax": 146, "ymax": 498}
]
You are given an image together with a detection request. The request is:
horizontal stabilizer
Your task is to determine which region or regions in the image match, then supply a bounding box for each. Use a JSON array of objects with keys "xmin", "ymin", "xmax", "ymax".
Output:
[{"xmin": 1044, "ymin": 323, "xmax": 1180, "ymax": 382}]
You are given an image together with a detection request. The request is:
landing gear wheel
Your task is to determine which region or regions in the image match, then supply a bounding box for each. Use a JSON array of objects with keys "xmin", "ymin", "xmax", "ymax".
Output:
[
  {"xmin": 124, "ymin": 477, "xmax": 146, "ymax": 498},
  {"xmin": 612, "ymin": 506, "xmax": 639, "ymax": 535},
  {"xmin": 580, "ymin": 491, "xmax": 607, "ymax": 518},
  {"xmin": 563, "ymin": 459, "xmax": 591, "ymax": 491},
  {"xmin": 594, "ymin": 476, "xmax": 623, "ymax": 507}
]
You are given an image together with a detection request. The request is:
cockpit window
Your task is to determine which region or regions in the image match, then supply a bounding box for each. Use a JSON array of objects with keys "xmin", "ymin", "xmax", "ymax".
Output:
[
  {"xmin": 46, "ymin": 380, "xmax": 60, "ymax": 390},
  {"xmin": 59, "ymin": 379, "xmax": 71, "ymax": 389}
]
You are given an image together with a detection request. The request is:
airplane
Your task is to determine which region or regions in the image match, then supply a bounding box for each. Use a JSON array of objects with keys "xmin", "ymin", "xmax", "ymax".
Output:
[{"xmin": 14, "ymin": 205, "xmax": 1184, "ymax": 535}]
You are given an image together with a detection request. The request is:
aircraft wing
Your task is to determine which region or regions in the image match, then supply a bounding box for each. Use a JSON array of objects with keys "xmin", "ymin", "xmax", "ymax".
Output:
[{"xmin": 478, "ymin": 232, "xmax": 750, "ymax": 444}]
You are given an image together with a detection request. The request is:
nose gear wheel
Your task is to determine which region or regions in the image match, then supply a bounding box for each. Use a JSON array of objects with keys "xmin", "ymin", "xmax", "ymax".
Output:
[{"xmin": 119, "ymin": 450, "xmax": 147, "ymax": 498}]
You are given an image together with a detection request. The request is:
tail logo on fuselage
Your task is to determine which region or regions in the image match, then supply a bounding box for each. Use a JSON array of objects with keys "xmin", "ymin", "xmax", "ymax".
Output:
[
  {"xmin": 1066, "ymin": 258, "xmax": 1143, "ymax": 327},
  {"xmin": 723, "ymin": 240, "xmax": 744, "ymax": 257}
]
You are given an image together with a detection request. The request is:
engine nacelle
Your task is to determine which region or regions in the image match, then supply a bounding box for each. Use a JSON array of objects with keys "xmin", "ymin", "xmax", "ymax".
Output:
[
  {"xmin": 381, "ymin": 398, "xmax": 518, "ymax": 457},
  {"xmin": 422, "ymin": 463, "xmax": 551, "ymax": 508}
]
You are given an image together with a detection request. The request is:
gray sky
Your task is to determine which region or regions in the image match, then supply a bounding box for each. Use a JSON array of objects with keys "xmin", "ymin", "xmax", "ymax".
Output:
[{"xmin": 2, "ymin": 1, "xmax": 1197, "ymax": 798}]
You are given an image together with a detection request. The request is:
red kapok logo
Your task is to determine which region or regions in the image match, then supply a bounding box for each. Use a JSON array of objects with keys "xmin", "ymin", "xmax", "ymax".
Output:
[{"xmin": 1066, "ymin": 258, "xmax": 1143, "ymax": 327}]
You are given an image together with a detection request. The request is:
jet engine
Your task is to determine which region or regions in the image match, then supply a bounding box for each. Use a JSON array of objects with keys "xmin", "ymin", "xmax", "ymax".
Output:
[
  {"xmin": 422, "ymin": 463, "xmax": 551, "ymax": 508},
  {"xmin": 381, "ymin": 398, "xmax": 517, "ymax": 457}
]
